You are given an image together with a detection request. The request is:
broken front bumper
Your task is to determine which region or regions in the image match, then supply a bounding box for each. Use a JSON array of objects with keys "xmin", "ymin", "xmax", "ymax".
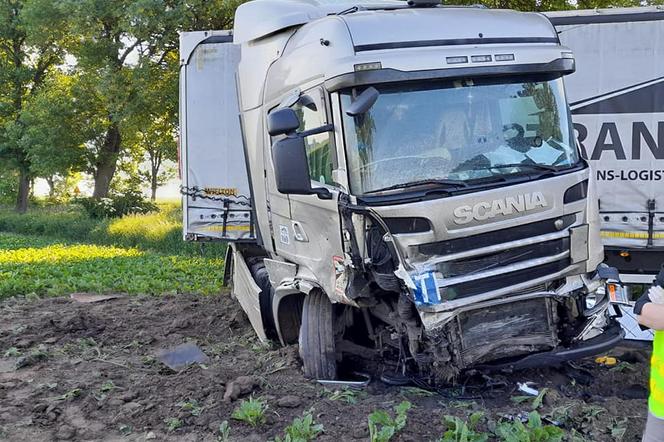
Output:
[{"xmin": 474, "ymin": 320, "xmax": 624, "ymax": 371}]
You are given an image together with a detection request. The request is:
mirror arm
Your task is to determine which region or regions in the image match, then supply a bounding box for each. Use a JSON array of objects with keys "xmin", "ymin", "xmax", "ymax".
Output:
[
  {"xmin": 313, "ymin": 187, "xmax": 333, "ymax": 200},
  {"xmin": 299, "ymin": 124, "xmax": 334, "ymax": 138}
]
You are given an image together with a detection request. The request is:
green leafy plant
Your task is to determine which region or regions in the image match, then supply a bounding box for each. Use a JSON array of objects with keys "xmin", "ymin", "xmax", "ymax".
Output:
[
  {"xmin": 218, "ymin": 421, "xmax": 231, "ymax": 442},
  {"xmin": 177, "ymin": 399, "xmax": 204, "ymax": 416},
  {"xmin": 609, "ymin": 417, "xmax": 628, "ymax": 439},
  {"xmin": 275, "ymin": 411, "xmax": 324, "ymax": 442},
  {"xmin": 512, "ymin": 388, "xmax": 549, "ymax": 410},
  {"xmin": 100, "ymin": 381, "xmax": 115, "ymax": 393},
  {"xmin": 368, "ymin": 401, "xmax": 412, "ymax": 442},
  {"xmin": 401, "ymin": 386, "xmax": 435, "ymax": 397},
  {"xmin": 75, "ymin": 190, "xmax": 158, "ymax": 219},
  {"xmin": 440, "ymin": 412, "xmax": 489, "ymax": 442},
  {"xmin": 609, "ymin": 361, "xmax": 634, "ymax": 373},
  {"xmin": 57, "ymin": 388, "xmax": 82, "ymax": 401},
  {"xmin": 164, "ymin": 417, "xmax": 183, "ymax": 432},
  {"xmin": 232, "ymin": 396, "xmax": 267, "ymax": 427},
  {"xmin": 494, "ymin": 411, "xmax": 564, "ymax": 442},
  {"xmin": 326, "ymin": 387, "xmax": 359, "ymax": 404},
  {"xmin": 3, "ymin": 347, "xmax": 20, "ymax": 357}
]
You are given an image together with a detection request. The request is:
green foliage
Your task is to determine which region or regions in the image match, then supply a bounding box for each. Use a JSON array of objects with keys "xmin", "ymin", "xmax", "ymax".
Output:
[
  {"xmin": 177, "ymin": 399, "xmax": 204, "ymax": 416},
  {"xmin": 494, "ymin": 411, "xmax": 564, "ymax": 442},
  {"xmin": 400, "ymin": 386, "xmax": 435, "ymax": 397},
  {"xmin": 440, "ymin": 413, "xmax": 489, "ymax": 442},
  {"xmin": 57, "ymin": 388, "xmax": 82, "ymax": 401},
  {"xmin": 0, "ymin": 203, "xmax": 226, "ymax": 256},
  {"xmin": 164, "ymin": 417, "xmax": 183, "ymax": 432},
  {"xmin": 326, "ymin": 387, "xmax": 359, "ymax": 404},
  {"xmin": 0, "ymin": 232, "xmax": 224, "ymax": 298},
  {"xmin": 218, "ymin": 421, "xmax": 231, "ymax": 442},
  {"xmin": 275, "ymin": 411, "xmax": 324, "ymax": 442},
  {"xmin": 232, "ymin": 397, "xmax": 267, "ymax": 427},
  {"xmin": 100, "ymin": 381, "xmax": 115, "ymax": 393},
  {"xmin": 75, "ymin": 190, "xmax": 158, "ymax": 219},
  {"xmin": 368, "ymin": 401, "xmax": 411, "ymax": 442}
]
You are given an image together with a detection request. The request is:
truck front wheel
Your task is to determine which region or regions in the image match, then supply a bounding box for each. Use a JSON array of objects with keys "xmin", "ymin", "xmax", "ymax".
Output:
[{"xmin": 299, "ymin": 290, "xmax": 337, "ymax": 380}]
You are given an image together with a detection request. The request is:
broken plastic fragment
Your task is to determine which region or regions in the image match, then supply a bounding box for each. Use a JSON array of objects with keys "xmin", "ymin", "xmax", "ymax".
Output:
[
  {"xmin": 157, "ymin": 343, "xmax": 209, "ymax": 370},
  {"xmin": 517, "ymin": 382, "xmax": 539, "ymax": 396},
  {"xmin": 70, "ymin": 293, "xmax": 123, "ymax": 303}
]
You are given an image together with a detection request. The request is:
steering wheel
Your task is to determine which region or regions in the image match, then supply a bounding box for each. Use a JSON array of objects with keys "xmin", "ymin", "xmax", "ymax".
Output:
[
  {"xmin": 503, "ymin": 123, "xmax": 525, "ymax": 140},
  {"xmin": 503, "ymin": 123, "xmax": 530, "ymax": 152}
]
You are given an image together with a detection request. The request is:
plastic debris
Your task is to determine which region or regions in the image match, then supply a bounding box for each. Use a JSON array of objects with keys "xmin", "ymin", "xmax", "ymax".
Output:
[
  {"xmin": 517, "ymin": 382, "xmax": 539, "ymax": 396},
  {"xmin": 156, "ymin": 343, "xmax": 209, "ymax": 370},
  {"xmin": 318, "ymin": 371, "xmax": 371, "ymax": 389},
  {"xmin": 595, "ymin": 356, "xmax": 618, "ymax": 366},
  {"xmin": 70, "ymin": 293, "xmax": 123, "ymax": 303}
]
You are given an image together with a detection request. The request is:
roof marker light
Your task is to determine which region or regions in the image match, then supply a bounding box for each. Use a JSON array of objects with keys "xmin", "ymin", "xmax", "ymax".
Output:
[
  {"xmin": 494, "ymin": 53, "xmax": 515, "ymax": 62},
  {"xmin": 354, "ymin": 62, "xmax": 382, "ymax": 72},
  {"xmin": 446, "ymin": 56, "xmax": 468, "ymax": 64},
  {"xmin": 471, "ymin": 55, "xmax": 491, "ymax": 63}
]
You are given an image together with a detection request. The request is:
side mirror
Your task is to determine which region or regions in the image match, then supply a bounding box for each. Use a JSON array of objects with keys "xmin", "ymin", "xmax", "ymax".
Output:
[
  {"xmin": 345, "ymin": 87, "xmax": 380, "ymax": 116},
  {"xmin": 267, "ymin": 108, "xmax": 300, "ymax": 136},
  {"xmin": 272, "ymin": 135, "xmax": 332, "ymax": 199}
]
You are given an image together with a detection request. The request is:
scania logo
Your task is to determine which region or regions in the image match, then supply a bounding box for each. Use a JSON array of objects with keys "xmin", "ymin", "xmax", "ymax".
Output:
[{"xmin": 453, "ymin": 192, "xmax": 548, "ymax": 225}]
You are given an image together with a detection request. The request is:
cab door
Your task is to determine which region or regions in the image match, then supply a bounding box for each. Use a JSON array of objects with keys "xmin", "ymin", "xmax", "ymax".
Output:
[{"xmin": 267, "ymin": 87, "xmax": 345, "ymax": 301}]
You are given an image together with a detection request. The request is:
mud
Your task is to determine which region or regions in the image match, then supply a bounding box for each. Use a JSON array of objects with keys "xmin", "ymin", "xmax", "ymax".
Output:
[{"xmin": 0, "ymin": 293, "xmax": 651, "ymax": 441}]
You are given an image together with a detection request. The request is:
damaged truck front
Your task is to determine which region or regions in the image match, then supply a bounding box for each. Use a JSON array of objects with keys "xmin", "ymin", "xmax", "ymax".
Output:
[{"xmin": 180, "ymin": 0, "xmax": 625, "ymax": 383}]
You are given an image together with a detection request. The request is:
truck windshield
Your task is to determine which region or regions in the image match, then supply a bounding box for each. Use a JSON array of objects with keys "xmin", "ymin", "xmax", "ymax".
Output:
[{"xmin": 340, "ymin": 76, "xmax": 579, "ymax": 195}]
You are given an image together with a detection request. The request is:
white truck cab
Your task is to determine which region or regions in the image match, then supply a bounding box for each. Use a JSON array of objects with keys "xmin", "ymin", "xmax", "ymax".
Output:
[{"xmin": 181, "ymin": 0, "xmax": 624, "ymax": 382}]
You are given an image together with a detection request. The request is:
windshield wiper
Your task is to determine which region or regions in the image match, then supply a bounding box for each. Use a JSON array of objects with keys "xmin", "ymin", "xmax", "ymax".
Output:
[
  {"xmin": 365, "ymin": 178, "xmax": 469, "ymax": 194},
  {"xmin": 483, "ymin": 163, "xmax": 561, "ymax": 172}
]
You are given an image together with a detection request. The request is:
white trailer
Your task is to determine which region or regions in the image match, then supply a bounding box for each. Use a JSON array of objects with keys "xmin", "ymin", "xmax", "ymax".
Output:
[
  {"xmin": 546, "ymin": 7, "xmax": 664, "ymax": 340},
  {"xmin": 547, "ymin": 7, "xmax": 664, "ymax": 284}
]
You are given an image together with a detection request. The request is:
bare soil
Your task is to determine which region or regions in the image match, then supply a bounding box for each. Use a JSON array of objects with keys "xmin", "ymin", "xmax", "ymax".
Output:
[{"xmin": 0, "ymin": 293, "xmax": 651, "ymax": 441}]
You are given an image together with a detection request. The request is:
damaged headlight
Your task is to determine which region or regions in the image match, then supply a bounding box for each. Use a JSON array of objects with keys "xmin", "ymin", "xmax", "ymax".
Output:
[{"xmin": 583, "ymin": 264, "xmax": 628, "ymax": 316}]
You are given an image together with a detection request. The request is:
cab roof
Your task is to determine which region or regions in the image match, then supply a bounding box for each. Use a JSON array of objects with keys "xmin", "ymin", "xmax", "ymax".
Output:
[{"xmin": 234, "ymin": 0, "xmax": 558, "ymax": 44}]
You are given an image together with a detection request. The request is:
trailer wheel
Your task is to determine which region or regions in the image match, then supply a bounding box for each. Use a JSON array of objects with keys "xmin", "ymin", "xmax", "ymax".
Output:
[
  {"xmin": 248, "ymin": 260, "xmax": 279, "ymax": 342},
  {"xmin": 299, "ymin": 290, "xmax": 337, "ymax": 380}
]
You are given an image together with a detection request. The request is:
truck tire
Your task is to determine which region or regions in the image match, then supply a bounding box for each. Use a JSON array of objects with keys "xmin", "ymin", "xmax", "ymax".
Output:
[
  {"xmin": 248, "ymin": 260, "xmax": 279, "ymax": 342},
  {"xmin": 299, "ymin": 290, "xmax": 337, "ymax": 380}
]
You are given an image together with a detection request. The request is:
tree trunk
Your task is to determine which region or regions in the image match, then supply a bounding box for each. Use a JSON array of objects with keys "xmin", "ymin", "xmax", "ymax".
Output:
[
  {"xmin": 15, "ymin": 168, "xmax": 30, "ymax": 214},
  {"xmin": 93, "ymin": 124, "xmax": 122, "ymax": 198},
  {"xmin": 149, "ymin": 149, "xmax": 161, "ymax": 201},
  {"xmin": 150, "ymin": 174, "xmax": 157, "ymax": 201},
  {"xmin": 46, "ymin": 176, "xmax": 56, "ymax": 198}
]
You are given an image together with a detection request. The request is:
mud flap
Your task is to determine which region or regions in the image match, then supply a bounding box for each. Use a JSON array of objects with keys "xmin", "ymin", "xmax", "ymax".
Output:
[{"xmin": 231, "ymin": 245, "xmax": 268, "ymax": 342}]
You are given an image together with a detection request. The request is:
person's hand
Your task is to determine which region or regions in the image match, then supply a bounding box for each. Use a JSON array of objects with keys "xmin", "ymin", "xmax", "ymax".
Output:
[
  {"xmin": 634, "ymin": 291, "xmax": 651, "ymax": 315},
  {"xmin": 656, "ymin": 263, "xmax": 664, "ymax": 288},
  {"xmin": 649, "ymin": 285, "xmax": 664, "ymax": 304}
]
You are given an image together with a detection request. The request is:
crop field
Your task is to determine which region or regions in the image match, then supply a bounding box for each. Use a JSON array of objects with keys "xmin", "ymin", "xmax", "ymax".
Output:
[{"xmin": 0, "ymin": 232, "xmax": 224, "ymax": 298}]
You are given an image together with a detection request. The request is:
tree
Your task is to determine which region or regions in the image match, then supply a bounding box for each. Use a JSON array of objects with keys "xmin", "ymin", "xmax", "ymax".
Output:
[
  {"xmin": 18, "ymin": 73, "xmax": 89, "ymax": 192},
  {"xmin": 0, "ymin": 0, "xmax": 68, "ymax": 212}
]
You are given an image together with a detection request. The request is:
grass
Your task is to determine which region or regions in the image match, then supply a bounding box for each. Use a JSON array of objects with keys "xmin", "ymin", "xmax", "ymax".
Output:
[
  {"xmin": 0, "ymin": 232, "xmax": 224, "ymax": 298},
  {"xmin": 0, "ymin": 202, "xmax": 226, "ymax": 257}
]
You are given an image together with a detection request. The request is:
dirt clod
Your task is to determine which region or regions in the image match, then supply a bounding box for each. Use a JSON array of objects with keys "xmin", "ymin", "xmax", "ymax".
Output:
[
  {"xmin": 223, "ymin": 375, "xmax": 258, "ymax": 402},
  {"xmin": 277, "ymin": 395, "xmax": 302, "ymax": 408},
  {"xmin": 56, "ymin": 424, "xmax": 76, "ymax": 440}
]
